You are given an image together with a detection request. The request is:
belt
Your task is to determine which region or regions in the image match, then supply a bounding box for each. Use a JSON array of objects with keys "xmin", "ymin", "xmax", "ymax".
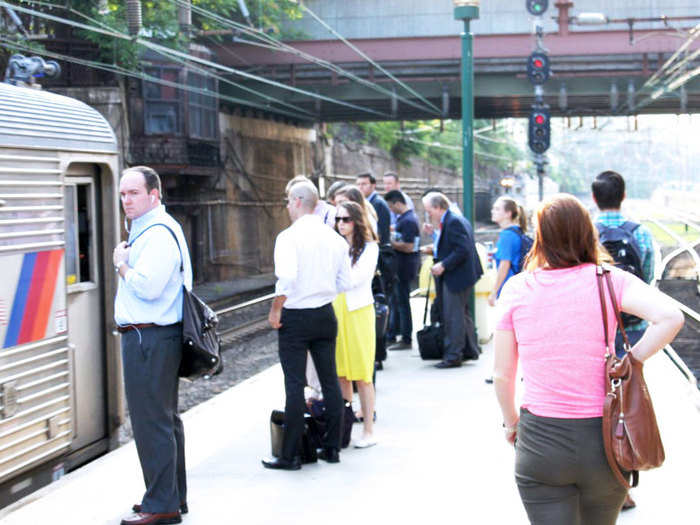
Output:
[{"xmin": 116, "ymin": 323, "xmax": 157, "ymax": 333}]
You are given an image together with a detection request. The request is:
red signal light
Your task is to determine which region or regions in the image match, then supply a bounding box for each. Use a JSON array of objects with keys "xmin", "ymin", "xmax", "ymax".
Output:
[
  {"xmin": 535, "ymin": 114, "xmax": 545, "ymax": 125},
  {"xmin": 533, "ymin": 59, "xmax": 543, "ymax": 68}
]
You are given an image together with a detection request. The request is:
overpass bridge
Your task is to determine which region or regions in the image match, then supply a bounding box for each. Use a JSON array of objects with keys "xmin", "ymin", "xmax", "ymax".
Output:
[{"xmin": 209, "ymin": 0, "xmax": 700, "ymax": 121}]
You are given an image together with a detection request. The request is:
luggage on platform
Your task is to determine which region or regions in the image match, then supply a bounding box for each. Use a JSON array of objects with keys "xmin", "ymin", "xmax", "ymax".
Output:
[
  {"xmin": 374, "ymin": 291, "xmax": 390, "ymax": 362},
  {"xmin": 269, "ymin": 410, "xmax": 318, "ymax": 463},
  {"xmin": 417, "ymin": 276, "xmax": 444, "ymax": 360}
]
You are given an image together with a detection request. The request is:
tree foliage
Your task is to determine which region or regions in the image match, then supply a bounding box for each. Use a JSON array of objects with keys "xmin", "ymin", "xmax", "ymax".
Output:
[
  {"xmin": 2, "ymin": 1, "xmax": 302, "ymax": 70},
  {"xmin": 333, "ymin": 119, "xmax": 524, "ymax": 173}
]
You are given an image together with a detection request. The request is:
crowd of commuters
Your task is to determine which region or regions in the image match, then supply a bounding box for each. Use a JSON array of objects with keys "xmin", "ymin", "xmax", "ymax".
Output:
[{"xmin": 112, "ymin": 165, "xmax": 681, "ymax": 525}]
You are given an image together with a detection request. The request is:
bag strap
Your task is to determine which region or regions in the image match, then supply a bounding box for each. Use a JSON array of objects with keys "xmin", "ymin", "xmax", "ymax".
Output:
[
  {"xmin": 596, "ymin": 265, "xmax": 611, "ymax": 355},
  {"xmin": 128, "ymin": 223, "xmax": 183, "ymax": 272},
  {"xmin": 604, "ymin": 269, "xmax": 631, "ymax": 352},
  {"xmin": 422, "ymin": 275, "xmax": 432, "ymax": 325}
]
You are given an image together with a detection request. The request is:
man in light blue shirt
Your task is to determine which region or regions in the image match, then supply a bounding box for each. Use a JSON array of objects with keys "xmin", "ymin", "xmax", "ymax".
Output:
[
  {"xmin": 383, "ymin": 172, "xmax": 414, "ymax": 226},
  {"xmin": 113, "ymin": 166, "xmax": 191, "ymax": 525}
]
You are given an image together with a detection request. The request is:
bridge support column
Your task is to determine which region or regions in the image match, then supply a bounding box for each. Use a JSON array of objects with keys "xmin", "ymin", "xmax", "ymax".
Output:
[{"xmin": 454, "ymin": 1, "xmax": 479, "ymax": 329}]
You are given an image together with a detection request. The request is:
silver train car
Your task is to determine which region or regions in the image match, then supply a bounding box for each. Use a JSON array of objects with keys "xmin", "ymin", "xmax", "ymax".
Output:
[{"xmin": 0, "ymin": 82, "xmax": 122, "ymax": 505}]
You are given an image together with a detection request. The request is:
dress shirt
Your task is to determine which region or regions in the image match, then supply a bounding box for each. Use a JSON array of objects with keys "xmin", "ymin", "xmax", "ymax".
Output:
[
  {"xmin": 274, "ymin": 214, "xmax": 352, "ymax": 309},
  {"xmin": 344, "ymin": 241, "xmax": 379, "ymax": 311},
  {"xmin": 114, "ymin": 205, "xmax": 193, "ymax": 326},
  {"xmin": 314, "ymin": 200, "xmax": 336, "ymax": 228},
  {"xmin": 433, "ymin": 210, "xmax": 448, "ymax": 257}
]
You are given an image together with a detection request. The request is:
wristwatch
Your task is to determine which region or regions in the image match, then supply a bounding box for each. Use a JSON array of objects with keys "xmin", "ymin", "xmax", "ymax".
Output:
[{"xmin": 115, "ymin": 260, "xmax": 125, "ymax": 273}]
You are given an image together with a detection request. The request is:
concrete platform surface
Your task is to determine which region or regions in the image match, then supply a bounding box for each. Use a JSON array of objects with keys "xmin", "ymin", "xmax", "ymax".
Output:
[{"xmin": 1, "ymin": 300, "xmax": 698, "ymax": 524}]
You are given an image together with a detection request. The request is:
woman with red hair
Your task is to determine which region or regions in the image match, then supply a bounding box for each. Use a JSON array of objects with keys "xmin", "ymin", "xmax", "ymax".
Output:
[{"xmin": 493, "ymin": 194, "xmax": 682, "ymax": 524}]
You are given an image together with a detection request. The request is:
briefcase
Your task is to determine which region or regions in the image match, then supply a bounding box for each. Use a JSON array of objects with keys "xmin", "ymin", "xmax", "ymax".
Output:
[
  {"xmin": 270, "ymin": 410, "xmax": 318, "ymax": 463},
  {"xmin": 417, "ymin": 276, "xmax": 444, "ymax": 360}
]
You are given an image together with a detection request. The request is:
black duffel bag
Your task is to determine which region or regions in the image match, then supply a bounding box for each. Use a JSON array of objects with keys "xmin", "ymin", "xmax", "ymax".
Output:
[
  {"xmin": 417, "ymin": 276, "xmax": 444, "ymax": 360},
  {"xmin": 129, "ymin": 223, "xmax": 222, "ymax": 380}
]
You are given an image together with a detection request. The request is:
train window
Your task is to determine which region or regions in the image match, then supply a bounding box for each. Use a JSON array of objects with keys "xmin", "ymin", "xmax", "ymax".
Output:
[
  {"xmin": 64, "ymin": 180, "xmax": 97, "ymax": 289},
  {"xmin": 144, "ymin": 66, "xmax": 182, "ymax": 135}
]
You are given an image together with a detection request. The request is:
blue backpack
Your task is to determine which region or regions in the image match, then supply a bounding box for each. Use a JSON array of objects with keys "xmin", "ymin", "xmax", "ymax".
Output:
[{"xmin": 506, "ymin": 226, "xmax": 534, "ymax": 273}]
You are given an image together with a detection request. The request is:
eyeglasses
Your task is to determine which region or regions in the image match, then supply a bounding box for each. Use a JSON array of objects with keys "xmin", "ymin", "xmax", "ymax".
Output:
[{"xmin": 335, "ymin": 216, "xmax": 353, "ymax": 223}]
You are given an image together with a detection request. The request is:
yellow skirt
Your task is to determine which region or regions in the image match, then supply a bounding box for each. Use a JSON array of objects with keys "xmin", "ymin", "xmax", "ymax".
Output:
[{"xmin": 333, "ymin": 293, "xmax": 376, "ymax": 383}]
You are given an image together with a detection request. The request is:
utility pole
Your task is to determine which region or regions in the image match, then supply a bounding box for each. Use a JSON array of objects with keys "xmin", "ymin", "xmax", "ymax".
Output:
[{"xmin": 453, "ymin": 1, "xmax": 479, "ymax": 325}]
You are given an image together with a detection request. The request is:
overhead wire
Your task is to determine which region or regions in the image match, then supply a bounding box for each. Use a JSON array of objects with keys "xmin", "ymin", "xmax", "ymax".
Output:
[
  {"xmin": 297, "ymin": 1, "xmax": 443, "ymax": 116},
  {"xmin": 6, "ymin": 0, "xmax": 316, "ymax": 117},
  {"xmin": 1, "ymin": 1, "xmax": 392, "ymax": 119},
  {"xmin": 176, "ymin": 0, "xmax": 439, "ymax": 117},
  {"xmin": 0, "ymin": 35, "xmax": 314, "ymax": 121}
]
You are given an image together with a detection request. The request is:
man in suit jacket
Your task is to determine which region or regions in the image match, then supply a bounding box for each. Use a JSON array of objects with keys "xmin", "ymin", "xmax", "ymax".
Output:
[
  {"xmin": 357, "ymin": 172, "xmax": 391, "ymax": 246},
  {"xmin": 423, "ymin": 192, "xmax": 483, "ymax": 368}
]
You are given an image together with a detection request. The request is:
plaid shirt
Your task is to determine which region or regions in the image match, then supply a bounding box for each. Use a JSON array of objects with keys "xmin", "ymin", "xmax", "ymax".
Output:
[{"xmin": 596, "ymin": 211, "xmax": 654, "ymax": 332}]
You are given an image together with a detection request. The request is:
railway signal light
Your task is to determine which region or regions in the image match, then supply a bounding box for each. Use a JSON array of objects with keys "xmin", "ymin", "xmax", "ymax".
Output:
[
  {"xmin": 526, "ymin": 0, "xmax": 548, "ymax": 16},
  {"xmin": 527, "ymin": 52, "xmax": 550, "ymax": 85},
  {"xmin": 528, "ymin": 108, "xmax": 550, "ymax": 154}
]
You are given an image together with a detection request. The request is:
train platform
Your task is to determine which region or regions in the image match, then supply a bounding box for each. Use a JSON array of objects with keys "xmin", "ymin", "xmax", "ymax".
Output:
[{"xmin": 1, "ymin": 301, "xmax": 698, "ymax": 525}]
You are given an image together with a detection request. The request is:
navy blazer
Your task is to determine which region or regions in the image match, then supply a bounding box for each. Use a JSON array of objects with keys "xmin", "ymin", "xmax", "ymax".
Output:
[
  {"xmin": 435, "ymin": 210, "xmax": 483, "ymax": 292},
  {"xmin": 369, "ymin": 192, "xmax": 391, "ymax": 246}
]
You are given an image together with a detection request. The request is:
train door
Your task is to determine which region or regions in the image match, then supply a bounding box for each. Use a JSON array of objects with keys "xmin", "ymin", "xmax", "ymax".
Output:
[{"xmin": 63, "ymin": 164, "xmax": 106, "ymax": 452}]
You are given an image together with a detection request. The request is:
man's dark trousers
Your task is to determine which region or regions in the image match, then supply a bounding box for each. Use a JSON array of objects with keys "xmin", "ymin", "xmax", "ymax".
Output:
[
  {"xmin": 278, "ymin": 304, "xmax": 343, "ymax": 459},
  {"xmin": 440, "ymin": 279, "xmax": 473, "ymax": 362},
  {"xmin": 122, "ymin": 323, "xmax": 186, "ymax": 513},
  {"xmin": 394, "ymin": 278, "xmax": 413, "ymax": 343}
]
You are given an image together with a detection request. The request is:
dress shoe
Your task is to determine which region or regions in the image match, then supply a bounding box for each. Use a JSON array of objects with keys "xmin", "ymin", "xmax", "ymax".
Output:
[
  {"xmin": 621, "ymin": 493, "xmax": 636, "ymax": 511},
  {"xmin": 484, "ymin": 377, "xmax": 494, "ymax": 384},
  {"xmin": 261, "ymin": 456, "xmax": 302, "ymax": 470},
  {"xmin": 387, "ymin": 341, "xmax": 412, "ymax": 351},
  {"xmin": 317, "ymin": 448, "xmax": 340, "ymax": 463},
  {"xmin": 435, "ymin": 359, "xmax": 462, "ymax": 369},
  {"xmin": 375, "ymin": 361, "xmax": 384, "ymax": 371},
  {"xmin": 120, "ymin": 512, "xmax": 181, "ymax": 525},
  {"xmin": 133, "ymin": 503, "xmax": 188, "ymax": 515}
]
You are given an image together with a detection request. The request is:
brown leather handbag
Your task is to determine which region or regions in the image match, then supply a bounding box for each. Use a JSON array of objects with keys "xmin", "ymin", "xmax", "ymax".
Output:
[{"xmin": 596, "ymin": 265, "xmax": 665, "ymax": 489}]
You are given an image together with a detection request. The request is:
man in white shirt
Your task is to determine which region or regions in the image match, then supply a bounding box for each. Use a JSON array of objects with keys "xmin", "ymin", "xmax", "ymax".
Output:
[
  {"xmin": 113, "ymin": 166, "xmax": 191, "ymax": 525},
  {"xmin": 263, "ymin": 182, "xmax": 352, "ymax": 470}
]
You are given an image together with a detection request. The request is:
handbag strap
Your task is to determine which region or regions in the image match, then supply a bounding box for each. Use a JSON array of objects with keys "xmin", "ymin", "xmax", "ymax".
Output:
[
  {"xmin": 595, "ymin": 265, "xmax": 611, "ymax": 355},
  {"xmin": 604, "ymin": 270, "xmax": 631, "ymax": 352},
  {"xmin": 422, "ymin": 275, "xmax": 432, "ymax": 325}
]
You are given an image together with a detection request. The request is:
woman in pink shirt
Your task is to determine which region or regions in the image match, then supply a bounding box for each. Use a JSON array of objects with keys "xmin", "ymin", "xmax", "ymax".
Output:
[{"xmin": 494, "ymin": 194, "xmax": 682, "ymax": 525}]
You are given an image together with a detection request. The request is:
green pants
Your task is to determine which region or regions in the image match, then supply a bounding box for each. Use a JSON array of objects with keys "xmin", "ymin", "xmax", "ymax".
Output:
[{"xmin": 515, "ymin": 409, "xmax": 627, "ymax": 525}]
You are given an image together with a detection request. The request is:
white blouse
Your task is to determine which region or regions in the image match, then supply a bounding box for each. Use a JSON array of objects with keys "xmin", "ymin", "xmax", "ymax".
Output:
[{"xmin": 344, "ymin": 241, "xmax": 379, "ymax": 311}]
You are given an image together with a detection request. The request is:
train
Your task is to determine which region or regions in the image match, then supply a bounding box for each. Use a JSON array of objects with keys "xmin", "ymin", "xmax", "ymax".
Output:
[{"xmin": 0, "ymin": 82, "xmax": 122, "ymax": 506}]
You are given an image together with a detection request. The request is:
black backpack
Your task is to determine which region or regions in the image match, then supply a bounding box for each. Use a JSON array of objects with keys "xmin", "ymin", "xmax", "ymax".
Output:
[
  {"xmin": 595, "ymin": 221, "xmax": 644, "ymax": 326},
  {"xmin": 506, "ymin": 226, "xmax": 534, "ymax": 274}
]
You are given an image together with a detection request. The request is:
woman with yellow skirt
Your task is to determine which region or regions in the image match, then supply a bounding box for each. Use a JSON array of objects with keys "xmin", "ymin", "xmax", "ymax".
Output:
[{"xmin": 333, "ymin": 201, "xmax": 379, "ymax": 448}]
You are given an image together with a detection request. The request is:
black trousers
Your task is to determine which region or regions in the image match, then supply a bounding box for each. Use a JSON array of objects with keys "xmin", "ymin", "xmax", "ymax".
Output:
[
  {"xmin": 515, "ymin": 409, "xmax": 627, "ymax": 525},
  {"xmin": 278, "ymin": 304, "xmax": 343, "ymax": 459},
  {"xmin": 121, "ymin": 323, "xmax": 186, "ymax": 514}
]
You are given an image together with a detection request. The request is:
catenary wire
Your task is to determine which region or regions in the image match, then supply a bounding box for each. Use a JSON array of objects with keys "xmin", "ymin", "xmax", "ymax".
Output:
[
  {"xmin": 298, "ymin": 1, "xmax": 443, "ymax": 116},
  {"xmin": 1, "ymin": 1, "xmax": 392, "ymax": 119},
  {"xmin": 0, "ymin": 35, "xmax": 314, "ymax": 121},
  {"xmin": 175, "ymin": 0, "xmax": 439, "ymax": 117}
]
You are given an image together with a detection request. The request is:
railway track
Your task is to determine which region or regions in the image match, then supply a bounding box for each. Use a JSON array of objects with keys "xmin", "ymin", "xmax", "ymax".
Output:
[
  {"xmin": 637, "ymin": 211, "xmax": 700, "ymax": 400},
  {"xmin": 215, "ymin": 293, "xmax": 275, "ymax": 345}
]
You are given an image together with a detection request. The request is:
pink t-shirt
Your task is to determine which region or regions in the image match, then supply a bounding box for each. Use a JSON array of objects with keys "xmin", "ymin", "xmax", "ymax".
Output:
[{"xmin": 496, "ymin": 264, "xmax": 636, "ymax": 418}]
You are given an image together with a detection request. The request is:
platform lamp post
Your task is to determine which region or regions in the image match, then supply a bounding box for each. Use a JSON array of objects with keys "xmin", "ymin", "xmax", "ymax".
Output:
[
  {"xmin": 454, "ymin": 1, "xmax": 479, "ymax": 325},
  {"xmin": 453, "ymin": 0, "xmax": 479, "ymax": 224}
]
